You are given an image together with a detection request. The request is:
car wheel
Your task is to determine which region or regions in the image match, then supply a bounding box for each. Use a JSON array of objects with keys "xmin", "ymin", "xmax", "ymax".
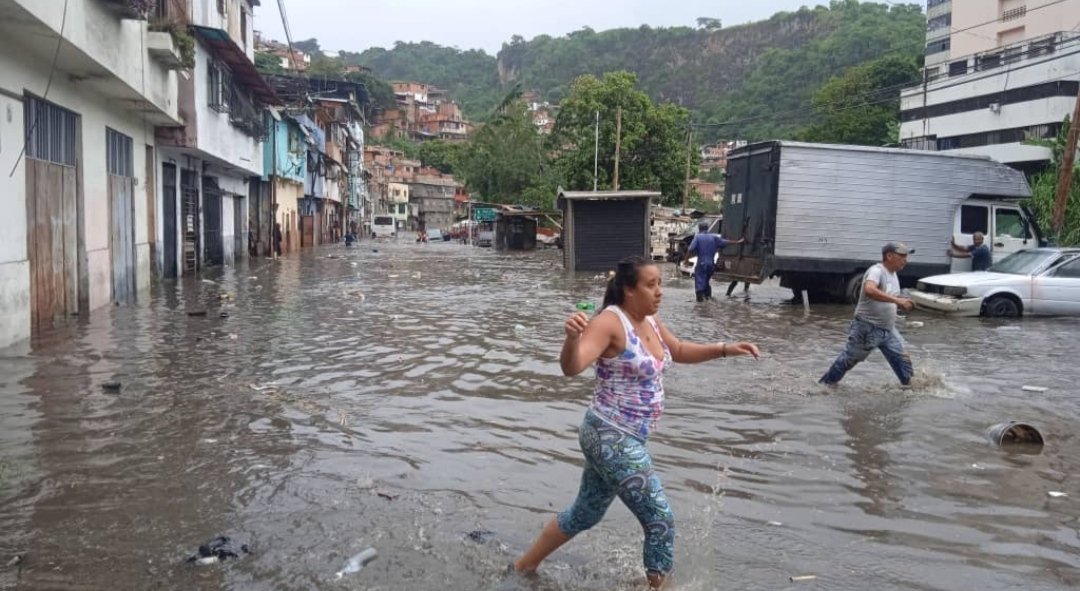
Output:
[{"xmin": 982, "ymin": 295, "xmax": 1021, "ymax": 318}]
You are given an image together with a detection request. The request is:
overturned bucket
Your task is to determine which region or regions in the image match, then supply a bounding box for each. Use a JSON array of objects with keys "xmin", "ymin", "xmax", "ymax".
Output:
[{"xmin": 986, "ymin": 422, "xmax": 1044, "ymax": 449}]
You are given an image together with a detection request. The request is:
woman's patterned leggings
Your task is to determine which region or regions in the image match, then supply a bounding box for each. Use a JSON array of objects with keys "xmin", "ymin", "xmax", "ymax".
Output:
[{"xmin": 556, "ymin": 410, "xmax": 675, "ymax": 576}]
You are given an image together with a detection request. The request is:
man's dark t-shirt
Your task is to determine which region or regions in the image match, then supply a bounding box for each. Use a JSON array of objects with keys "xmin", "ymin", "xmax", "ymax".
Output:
[{"xmin": 969, "ymin": 244, "xmax": 992, "ymax": 271}]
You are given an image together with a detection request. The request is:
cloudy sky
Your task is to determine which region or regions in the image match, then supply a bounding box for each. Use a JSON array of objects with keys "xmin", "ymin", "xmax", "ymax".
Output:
[{"xmin": 255, "ymin": 0, "xmax": 927, "ymax": 56}]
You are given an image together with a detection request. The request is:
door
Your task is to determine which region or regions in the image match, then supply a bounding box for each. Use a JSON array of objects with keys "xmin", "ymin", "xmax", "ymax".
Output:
[
  {"xmin": 24, "ymin": 96, "xmax": 80, "ymax": 333},
  {"xmin": 107, "ymin": 128, "xmax": 137, "ymax": 303},
  {"xmin": 202, "ymin": 177, "xmax": 223, "ymax": 266},
  {"xmin": 301, "ymin": 215, "xmax": 315, "ymax": 247},
  {"xmin": 951, "ymin": 203, "xmax": 990, "ymax": 273},
  {"xmin": 162, "ymin": 163, "xmax": 178, "ymax": 278},
  {"xmin": 992, "ymin": 205, "xmax": 1032, "ymax": 259},
  {"xmin": 234, "ymin": 195, "xmax": 243, "ymax": 262},
  {"xmin": 181, "ymin": 170, "xmax": 200, "ymax": 272},
  {"xmin": 1032, "ymin": 256, "xmax": 1080, "ymax": 316},
  {"xmin": 719, "ymin": 143, "xmax": 776, "ymax": 280}
]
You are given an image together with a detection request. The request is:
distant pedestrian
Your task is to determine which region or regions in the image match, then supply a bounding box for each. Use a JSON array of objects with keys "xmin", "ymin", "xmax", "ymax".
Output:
[
  {"xmin": 513, "ymin": 255, "xmax": 760, "ymax": 589},
  {"xmin": 820, "ymin": 242, "xmax": 915, "ymax": 387},
  {"xmin": 273, "ymin": 222, "xmax": 283, "ymax": 259},
  {"xmin": 949, "ymin": 232, "xmax": 992, "ymax": 271},
  {"xmin": 684, "ymin": 222, "xmax": 744, "ymax": 302}
]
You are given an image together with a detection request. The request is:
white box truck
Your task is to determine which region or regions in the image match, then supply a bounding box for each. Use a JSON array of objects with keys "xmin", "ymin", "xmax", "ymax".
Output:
[{"xmin": 716, "ymin": 141, "xmax": 1044, "ymax": 303}]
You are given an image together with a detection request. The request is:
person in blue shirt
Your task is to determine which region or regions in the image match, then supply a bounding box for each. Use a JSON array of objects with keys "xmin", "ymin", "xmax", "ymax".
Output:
[
  {"xmin": 685, "ymin": 222, "xmax": 745, "ymax": 302},
  {"xmin": 949, "ymin": 232, "xmax": 992, "ymax": 271}
]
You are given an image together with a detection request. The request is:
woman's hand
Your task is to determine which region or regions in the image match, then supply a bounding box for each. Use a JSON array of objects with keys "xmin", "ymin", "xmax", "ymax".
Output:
[
  {"xmin": 564, "ymin": 312, "xmax": 589, "ymax": 340},
  {"xmin": 725, "ymin": 342, "xmax": 761, "ymax": 360}
]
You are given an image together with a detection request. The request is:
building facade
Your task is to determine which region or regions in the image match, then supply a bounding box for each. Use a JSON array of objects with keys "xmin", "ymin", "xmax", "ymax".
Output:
[
  {"xmin": 903, "ymin": 0, "xmax": 1080, "ymax": 168},
  {"xmin": 0, "ymin": 0, "xmax": 183, "ymax": 348}
]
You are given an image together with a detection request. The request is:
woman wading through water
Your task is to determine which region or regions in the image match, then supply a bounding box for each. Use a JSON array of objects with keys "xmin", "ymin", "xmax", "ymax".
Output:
[{"xmin": 514, "ymin": 256, "xmax": 761, "ymax": 588}]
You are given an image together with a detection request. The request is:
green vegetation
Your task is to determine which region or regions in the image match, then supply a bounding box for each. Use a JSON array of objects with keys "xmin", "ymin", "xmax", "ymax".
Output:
[
  {"xmin": 800, "ymin": 55, "xmax": 921, "ymax": 146},
  {"xmin": 255, "ymin": 51, "xmax": 284, "ymax": 75},
  {"xmin": 1027, "ymin": 118, "xmax": 1080, "ymax": 246},
  {"xmin": 551, "ymin": 72, "xmax": 696, "ymax": 204}
]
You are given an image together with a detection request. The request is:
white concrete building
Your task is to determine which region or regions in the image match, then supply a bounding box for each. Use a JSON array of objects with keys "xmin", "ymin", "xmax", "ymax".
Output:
[
  {"xmin": 904, "ymin": 0, "xmax": 1080, "ymax": 170},
  {"xmin": 902, "ymin": 33, "xmax": 1080, "ymax": 169},
  {"xmin": 0, "ymin": 0, "xmax": 182, "ymax": 348},
  {"xmin": 153, "ymin": 0, "xmax": 274, "ymax": 277}
]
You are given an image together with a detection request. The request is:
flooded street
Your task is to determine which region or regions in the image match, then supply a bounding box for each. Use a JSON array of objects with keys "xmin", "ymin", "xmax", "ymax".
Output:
[{"xmin": 1, "ymin": 240, "xmax": 1078, "ymax": 591}]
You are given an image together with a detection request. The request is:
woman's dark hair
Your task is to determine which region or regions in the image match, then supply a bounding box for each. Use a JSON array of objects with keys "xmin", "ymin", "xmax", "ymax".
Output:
[{"xmin": 602, "ymin": 256, "xmax": 654, "ymax": 310}]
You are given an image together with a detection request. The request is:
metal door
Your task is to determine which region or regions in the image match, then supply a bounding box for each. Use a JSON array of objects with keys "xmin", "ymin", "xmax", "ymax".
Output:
[
  {"xmin": 24, "ymin": 96, "xmax": 80, "ymax": 332},
  {"xmin": 107, "ymin": 128, "xmax": 137, "ymax": 303},
  {"xmin": 181, "ymin": 170, "xmax": 200, "ymax": 272},
  {"xmin": 202, "ymin": 178, "xmax": 223, "ymax": 266},
  {"xmin": 234, "ymin": 195, "xmax": 243, "ymax": 262},
  {"xmin": 162, "ymin": 163, "xmax": 178, "ymax": 278}
]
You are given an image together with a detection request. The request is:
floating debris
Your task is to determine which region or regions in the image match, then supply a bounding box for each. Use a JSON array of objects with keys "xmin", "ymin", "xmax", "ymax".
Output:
[
  {"xmin": 334, "ymin": 548, "xmax": 377, "ymax": 580},
  {"xmin": 6, "ymin": 555, "xmax": 23, "ymax": 568},
  {"xmin": 186, "ymin": 536, "xmax": 249, "ymax": 566},
  {"xmin": 907, "ymin": 321, "xmax": 925, "ymax": 328},
  {"xmin": 1021, "ymin": 385, "xmax": 1048, "ymax": 393},
  {"xmin": 766, "ymin": 521, "xmax": 783, "ymax": 527},
  {"xmin": 102, "ymin": 381, "xmax": 122, "ymax": 392},
  {"xmin": 465, "ymin": 530, "xmax": 495, "ymax": 544},
  {"xmin": 790, "ymin": 575, "xmax": 817, "ymax": 582},
  {"xmin": 1048, "ymin": 491, "xmax": 1068, "ymax": 498}
]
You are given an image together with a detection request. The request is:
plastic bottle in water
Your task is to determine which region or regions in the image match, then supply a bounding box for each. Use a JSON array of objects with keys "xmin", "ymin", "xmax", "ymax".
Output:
[
  {"xmin": 576, "ymin": 301, "xmax": 596, "ymax": 312},
  {"xmin": 334, "ymin": 548, "xmax": 378, "ymax": 580}
]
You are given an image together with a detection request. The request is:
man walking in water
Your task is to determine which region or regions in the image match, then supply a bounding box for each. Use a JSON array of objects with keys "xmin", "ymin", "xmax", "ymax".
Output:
[
  {"xmin": 820, "ymin": 242, "xmax": 915, "ymax": 387},
  {"xmin": 684, "ymin": 221, "xmax": 745, "ymax": 302}
]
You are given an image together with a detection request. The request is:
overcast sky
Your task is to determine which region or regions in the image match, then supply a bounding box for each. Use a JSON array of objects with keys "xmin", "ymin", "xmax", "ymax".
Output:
[{"xmin": 255, "ymin": 0, "xmax": 927, "ymax": 56}]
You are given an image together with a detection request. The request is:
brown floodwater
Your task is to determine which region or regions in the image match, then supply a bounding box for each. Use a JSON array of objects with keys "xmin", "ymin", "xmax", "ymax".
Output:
[{"xmin": 1, "ymin": 241, "xmax": 1078, "ymax": 590}]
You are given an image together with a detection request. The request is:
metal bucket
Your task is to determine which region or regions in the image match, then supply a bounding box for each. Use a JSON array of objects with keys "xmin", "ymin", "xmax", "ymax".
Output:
[{"xmin": 986, "ymin": 422, "xmax": 1044, "ymax": 449}]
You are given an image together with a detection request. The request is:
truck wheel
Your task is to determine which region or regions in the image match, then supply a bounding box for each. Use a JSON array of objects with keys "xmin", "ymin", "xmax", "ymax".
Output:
[
  {"xmin": 844, "ymin": 273, "xmax": 865, "ymax": 305},
  {"xmin": 982, "ymin": 295, "xmax": 1021, "ymax": 318}
]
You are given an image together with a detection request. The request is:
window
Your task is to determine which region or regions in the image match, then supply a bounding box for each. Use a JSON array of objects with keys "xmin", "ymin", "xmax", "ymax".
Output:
[
  {"xmin": 105, "ymin": 128, "xmax": 134, "ymax": 178},
  {"xmin": 949, "ymin": 60, "xmax": 969, "ymax": 77},
  {"xmin": 961, "ymin": 205, "xmax": 989, "ymax": 235},
  {"xmin": 217, "ymin": 0, "xmax": 226, "ymax": 15},
  {"xmin": 240, "ymin": 9, "xmax": 248, "ymax": 49},
  {"xmin": 927, "ymin": 0, "xmax": 949, "ymax": 7},
  {"xmin": 976, "ymin": 52, "xmax": 1003, "ymax": 70},
  {"xmin": 901, "ymin": 81, "xmax": 1078, "ymax": 122},
  {"xmin": 926, "ymin": 38, "xmax": 951, "ymax": 55},
  {"xmin": 207, "ymin": 60, "xmax": 231, "ymax": 113},
  {"xmin": 24, "ymin": 95, "xmax": 77, "ymax": 166},
  {"xmin": 928, "ymin": 14, "xmax": 952, "ymax": 31},
  {"xmin": 1049, "ymin": 258, "xmax": 1080, "ymax": 278},
  {"xmin": 995, "ymin": 209, "xmax": 1027, "ymax": 239}
]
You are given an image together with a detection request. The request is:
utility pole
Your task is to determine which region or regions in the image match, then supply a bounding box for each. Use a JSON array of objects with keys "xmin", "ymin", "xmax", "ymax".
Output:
[
  {"xmin": 683, "ymin": 125, "xmax": 693, "ymax": 211},
  {"xmin": 1052, "ymin": 88, "xmax": 1080, "ymax": 236},
  {"xmin": 592, "ymin": 110, "xmax": 600, "ymax": 192},
  {"xmin": 613, "ymin": 106, "xmax": 622, "ymax": 191}
]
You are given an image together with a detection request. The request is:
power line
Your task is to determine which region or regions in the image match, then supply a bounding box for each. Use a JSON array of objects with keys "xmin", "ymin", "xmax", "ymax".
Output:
[{"xmin": 8, "ymin": 0, "xmax": 70, "ymax": 178}]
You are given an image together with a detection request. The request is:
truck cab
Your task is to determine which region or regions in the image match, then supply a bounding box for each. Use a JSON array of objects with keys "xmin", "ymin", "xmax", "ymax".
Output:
[{"xmin": 949, "ymin": 200, "xmax": 1038, "ymax": 273}]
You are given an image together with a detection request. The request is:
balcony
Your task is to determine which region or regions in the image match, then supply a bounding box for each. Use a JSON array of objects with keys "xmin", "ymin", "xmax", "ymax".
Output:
[{"xmin": 100, "ymin": 0, "xmax": 153, "ymax": 19}]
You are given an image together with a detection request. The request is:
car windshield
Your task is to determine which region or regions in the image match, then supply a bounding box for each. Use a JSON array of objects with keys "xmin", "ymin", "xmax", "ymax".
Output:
[
  {"xmin": 988, "ymin": 250, "xmax": 1058, "ymax": 275},
  {"xmin": 374, "ymin": 217, "xmax": 393, "ymax": 225}
]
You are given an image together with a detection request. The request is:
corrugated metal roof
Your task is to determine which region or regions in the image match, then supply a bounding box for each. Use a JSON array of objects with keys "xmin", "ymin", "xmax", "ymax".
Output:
[{"xmin": 558, "ymin": 189, "xmax": 661, "ymax": 201}]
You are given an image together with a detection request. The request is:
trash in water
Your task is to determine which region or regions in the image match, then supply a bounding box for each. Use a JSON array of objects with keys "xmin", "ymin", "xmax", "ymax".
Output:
[
  {"xmin": 790, "ymin": 575, "xmax": 817, "ymax": 582},
  {"xmin": 219, "ymin": 312, "xmax": 230, "ymax": 318},
  {"xmin": 350, "ymin": 262, "xmax": 358, "ymax": 267},
  {"xmin": 372, "ymin": 249, "xmax": 379, "ymax": 253},
  {"xmin": 465, "ymin": 530, "xmax": 495, "ymax": 544},
  {"xmin": 248, "ymin": 276, "xmax": 258, "ymax": 280},
  {"xmin": 513, "ymin": 324, "xmax": 526, "ymax": 333},
  {"xmin": 6, "ymin": 555, "xmax": 23, "ymax": 568},
  {"xmin": 375, "ymin": 490, "xmax": 399, "ymax": 501},
  {"xmin": 1048, "ymin": 491, "xmax": 1068, "ymax": 498},
  {"xmin": 102, "ymin": 381, "xmax": 122, "ymax": 392},
  {"xmin": 576, "ymin": 301, "xmax": 596, "ymax": 312},
  {"xmin": 227, "ymin": 334, "xmax": 238, "ymax": 341},
  {"xmin": 201, "ymin": 279, "xmax": 217, "ymax": 285},
  {"xmin": 186, "ymin": 536, "xmax": 249, "ymax": 566},
  {"xmin": 1021, "ymin": 385, "xmax": 1048, "ymax": 393},
  {"xmin": 334, "ymin": 548, "xmax": 377, "ymax": 580},
  {"xmin": 188, "ymin": 311, "xmax": 208, "ymax": 317},
  {"xmin": 907, "ymin": 321, "xmax": 925, "ymax": 328},
  {"xmin": 986, "ymin": 422, "xmax": 1044, "ymax": 448},
  {"xmin": 766, "ymin": 521, "xmax": 783, "ymax": 527},
  {"xmin": 388, "ymin": 274, "xmax": 399, "ymax": 279}
]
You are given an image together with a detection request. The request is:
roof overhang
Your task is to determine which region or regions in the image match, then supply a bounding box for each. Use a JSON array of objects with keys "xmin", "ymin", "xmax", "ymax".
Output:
[{"xmin": 191, "ymin": 25, "xmax": 279, "ymax": 105}]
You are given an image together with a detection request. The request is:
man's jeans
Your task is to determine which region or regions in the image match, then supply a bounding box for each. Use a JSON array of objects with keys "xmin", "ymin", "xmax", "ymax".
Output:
[
  {"xmin": 820, "ymin": 318, "xmax": 913, "ymax": 385},
  {"xmin": 694, "ymin": 262, "xmax": 715, "ymax": 301}
]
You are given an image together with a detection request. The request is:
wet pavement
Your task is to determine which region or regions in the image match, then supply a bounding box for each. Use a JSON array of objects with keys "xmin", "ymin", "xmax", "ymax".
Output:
[{"xmin": 1, "ymin": 240, "xmax": 1078, "ymax": 591}]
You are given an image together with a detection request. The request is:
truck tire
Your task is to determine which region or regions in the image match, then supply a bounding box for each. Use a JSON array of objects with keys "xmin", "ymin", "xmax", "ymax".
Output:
[
  {"xmin": 844, "ymin": 272, "xmax": 865, "ymax": 305},
  {"xmin": 982, "ymin": 295, "xmax": 1022, "ymax": 318}
]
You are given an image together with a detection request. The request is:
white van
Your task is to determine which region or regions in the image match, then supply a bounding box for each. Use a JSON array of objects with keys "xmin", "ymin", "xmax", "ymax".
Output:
[{"xmin": 372, "ymin": 215, "xmax": 396, "ymax": 238}]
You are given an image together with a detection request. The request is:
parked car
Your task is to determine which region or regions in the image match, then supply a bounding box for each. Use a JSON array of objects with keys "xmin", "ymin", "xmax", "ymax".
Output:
[
  {"xmin": 909, "ymin": 248, "xmax": 1080, "ymax": 317},
  {"xmin": 427, "ymin": 228, "xmax": 444, "ymax": 242}
]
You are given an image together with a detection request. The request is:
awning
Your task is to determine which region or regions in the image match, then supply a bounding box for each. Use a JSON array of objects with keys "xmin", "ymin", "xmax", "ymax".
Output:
[{"xmin": 191, "ymin": 26, "xmax": 279, "ymax": 105}]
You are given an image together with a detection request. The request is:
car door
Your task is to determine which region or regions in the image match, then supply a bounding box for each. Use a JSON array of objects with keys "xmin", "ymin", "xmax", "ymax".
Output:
[
  {"xmin": 991, "ymin": 206, "xmax": 1032, "ymax": 261},
  {"xmin": 1031, "ymin": 256, "xmax": 1080, "ymax": 316},
  {"xmin": 952, "ymin": 203, "xmax": 990, "ymax": 273}
]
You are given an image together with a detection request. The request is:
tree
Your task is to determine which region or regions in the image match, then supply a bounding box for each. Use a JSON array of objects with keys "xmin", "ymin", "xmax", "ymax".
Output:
[
  {"xmin": 456, "ymin": 100, "xmax": 549, "ymax": 207},
  {"xmin": 254, "ymin": 51, "xmax": 284, "ymax": 75},
  {"xmin": 550, "ymin": 71, "xmax": 697, "ymax": 205},
  {"xmin": 696, "ymin": 17, "xmax": 722, "ymax": 30},
  {"xmin": 1027, "ymin": 117, "xmax": 1080, "ymax": 246},
  {"xmin": 799, "ymin": 55, "xmax": 920, "ymax": 146},
  {"xmin": 417, "ymin": 140, "xmax": 463, "ymax": 175}
]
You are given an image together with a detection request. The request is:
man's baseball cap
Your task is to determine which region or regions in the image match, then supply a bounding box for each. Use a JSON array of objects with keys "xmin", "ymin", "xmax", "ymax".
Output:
[{"xmin": 883, "ymin": 242, "xmax": 914, "ymax": 256}]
